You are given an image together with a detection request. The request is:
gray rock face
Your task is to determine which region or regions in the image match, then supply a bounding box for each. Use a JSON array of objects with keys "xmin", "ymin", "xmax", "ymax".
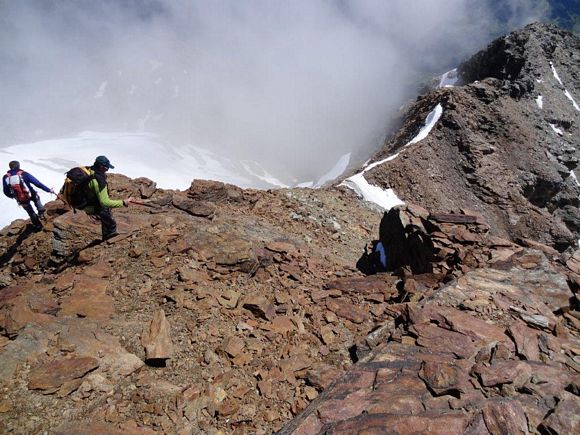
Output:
[{"xmin": 357, "ymin": 23, "xmax": 579, "ymax": 251}]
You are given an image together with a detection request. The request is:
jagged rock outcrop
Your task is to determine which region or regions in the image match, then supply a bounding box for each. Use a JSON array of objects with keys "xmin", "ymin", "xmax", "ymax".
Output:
[
  {"xmin": 282, "ymin": 247, "xmax": 579, "ymax": 434},
  {"xmin": 358, "ymin": 23, "xmax": 579, "ymax": 251},
  {"xmin": 1, "ymin": 173, "xmax": 578, "ymax": 433},
  {"xmin": 0, "ymin": 176, "xmax": 389, "ymax": 433}
]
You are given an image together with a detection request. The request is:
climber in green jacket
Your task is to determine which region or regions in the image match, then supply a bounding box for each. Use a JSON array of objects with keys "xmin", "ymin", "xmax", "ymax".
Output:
[{"xmin": 83, "ymin": 156, "xmax": 132, "ymax": 241}]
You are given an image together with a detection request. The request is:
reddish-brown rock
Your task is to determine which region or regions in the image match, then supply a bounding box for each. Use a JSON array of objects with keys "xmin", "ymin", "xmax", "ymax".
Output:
[
  {"xmin": 539, "ymin": 393, "xmax": 580, "ymax": 434},
  {"xmin": 419, "ymin": 360, "xmax": 471, "ymax": 396},
  {"xmin": 473, "ymin": 361, "xmax": 532, "ymax": 388},
  {"xmin": 28, "ymin": 357, "xmax": 99, "ymax": 392},
  {"xmin": 58, "ymin": 275, "xmax": 114, "ymax": 321},
  {"xmin": 325, "ymin": 298, "xmax": 369, "ymax": 324},
  {"xmin": 142, "ymin": 309, "xmax": 173, "ymax": 362},
  {"xmin": 482, "ymin": 400, "xmax": 528, "ymax": 435},
  {"xmin": 507, "ymin": 322, "xmax": 540, "ymax": 361},
  {"xmin": 322, "ymin": 412, "xmax": 470, "ymax": 435}
]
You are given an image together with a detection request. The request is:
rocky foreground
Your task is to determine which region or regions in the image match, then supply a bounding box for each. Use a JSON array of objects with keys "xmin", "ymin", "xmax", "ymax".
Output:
[
  {"xmin": 0, "ymin": 176, "xmax": 385, "ymax": 434},
  {"xmin": 0, "ymin": 176, "xmax": 578, "ymax": 434},
  {"xmin": 283, "ymin": 206, "xmax": 580, "ymax": 434}
]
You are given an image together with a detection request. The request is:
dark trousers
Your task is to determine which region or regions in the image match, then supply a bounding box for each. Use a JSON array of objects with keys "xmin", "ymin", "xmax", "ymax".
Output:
[
  {"xmin": 19, "ymin": 193, "xmax": 44, "ymax": 228},
  {"xmin": 97, "ymin": 207, "xmax": 117, "ymax": 240}
]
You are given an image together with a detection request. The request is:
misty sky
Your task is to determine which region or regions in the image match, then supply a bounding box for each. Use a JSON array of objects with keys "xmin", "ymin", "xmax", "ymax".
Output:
[{"xmin": 0, "ymin": 0, "xmax": 551, "ymax": 182}]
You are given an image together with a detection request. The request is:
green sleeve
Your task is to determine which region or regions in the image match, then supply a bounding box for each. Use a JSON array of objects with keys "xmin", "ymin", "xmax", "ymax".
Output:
[{"xmin": 89, "ymin": 179, "xmax": 124, "ymax": 208}]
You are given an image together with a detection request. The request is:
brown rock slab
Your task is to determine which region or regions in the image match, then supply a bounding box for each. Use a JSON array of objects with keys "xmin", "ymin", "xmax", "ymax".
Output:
[
  {"xmin": 263, "ymin": 316, "xmax": 295, "ymax": 334},
  {"xmin": 325, "ymin": 274, "xmax": 399, "ymax": 299},
  {"xmin": 172, "ymin": 194, "xmax": 216, "ymax": 218},
  {"xmin": 311, "ymin": 289, "xmax": 331, "ymax": 302},
  {"xmin": 323, "ymin": 411, "xmax": 470, "ymax": 435},
  {"xmin": 0, "ymin": 324, "xmax": 55, "ymax": 379},
  {"xmin": 28, "ymin": 357, "xmax": 99, "ymax": 392},
  {"xmin": 539, "ymin": 393, "xmax": 580, "ymax": 434},
  {"xmin": 56, "ymin": 378, "xmax": 84, "ymax": 397},
  {"xmin": 217, "ymin": 290, "xmax": 241, "ymax": 308},
  {"xmin": 463, "ymin": 413, "xmax": 491, "ymax": 435},
  {"xmin": 292, "ymin": 413, "xmax": 324, "ymax": 435},
  {"xmin": 142, "ymin": 309, "xmax": 173, "ymax": 362},
  {"xmin": 482, "ymin": 400, "xmax": 528, "ymax": 435},
  {"xmin": 243, "ymin": 296, "xmax": 276, "ymax": 320},
  {"xmin": 320, "ymin": 325, "xmax": 335, "ymax": 345},
  {"xmin": 1, "ymin": 293, "xmax": 55, "ymax": 337},
  {"xmin": 305, "ymin": 363, "xmax": 344, "ymax": 390},
  {"xmin": 213, "ymin": 237, "xmax": 258, "ymax": 273},
  {"xmin": 187, "ymin": 179, "xmax": 243, "ymax": 203},
  {"xmin": 412, "ymin": 323, "xmax": 478, "ymax": 359},
  {"xmin": 566, "ymin": 250, "xmax": 580, "ymax": 274},
  {"xmin": 221, "ymin": 336, "xmax": 245, "ymax": 358},
  {"xmin": 280, "ymin": 354, "xmax": 312, "ymax": 373},
  {"xmin": 56, "ymin": 321, "xmax": 144, "ymax": 377},
  {"xmin": 265, "ymin": 241, "xmax": 300, "ymax": 256},
  {"xmin": 508, "ymin": 322, "xmax": 540, "ymax": 361},
  {"xmin": 58, "ymin": 275, "xmax": 114, "ymax": 321},
  {"xmin": 178, "ymin": 265, "xmax": 202, "ymax": 283},
  {"xmin": 373, "ymin": 374, "xmax": 428, "ymax": 398},
  {"xmin": 317, "ymin": 389, "xmax": 372, "ymax": 424},
  {"xmin": 366, "ymin": 395, "xmax": 424, "ymax": 415},
  {"xmin": 83, "ymin": 262, "xmax": 113, "ymax": 279},
  {"xmin": 440, "ymin": 308, "xmax": 508, "ymax": 345},
  {"xmin": 419, "ymin": 360, "xmax": 471, "ymax": 396},
  {"xmin": 0, "ymin": 284, "xmax": 27, "ymax": 308},
  {"xmin": 326, "ymin": 298, "xmax": 369, "ymax": 324},
  {"xmin": 473, "ymin": 361, "xmax": 532, "ymax": 388}
]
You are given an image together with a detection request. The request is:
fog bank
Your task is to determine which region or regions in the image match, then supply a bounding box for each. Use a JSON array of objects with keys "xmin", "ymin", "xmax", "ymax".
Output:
[{"xmin": 0, "ymin": 0, "xmax": 549, "ymax": 182}]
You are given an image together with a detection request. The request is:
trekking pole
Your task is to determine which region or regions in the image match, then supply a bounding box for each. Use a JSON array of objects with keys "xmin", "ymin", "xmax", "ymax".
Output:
[
  {"xmin": 55, "ymin": 192, "xmax": 67, "ymax": 205},
  {"xmin": 128, "ymin": 198, "xmax": 157, "ymax": 208}
]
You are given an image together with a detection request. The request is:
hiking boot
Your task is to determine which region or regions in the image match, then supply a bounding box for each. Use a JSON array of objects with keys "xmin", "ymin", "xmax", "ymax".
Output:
[
  {"xmin": 38, "ymin": 211, "xmax": 46, "ymax": 220},
  {"xmin": 102, "ymin": 232, "xmax": 119, "ymax": 241}
]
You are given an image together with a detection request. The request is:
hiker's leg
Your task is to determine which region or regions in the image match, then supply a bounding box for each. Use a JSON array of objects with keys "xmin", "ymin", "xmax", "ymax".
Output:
[
  {"xmin": 32, "ymin": 193, "xmax": 46, "ymax": 218},
  {"xmin": 98, "ymin": 207, "xmax": 117, "ymax": 240},
  {"xmin": 21, "ymin": 201, "xmax": 42, "ymax": 228}
]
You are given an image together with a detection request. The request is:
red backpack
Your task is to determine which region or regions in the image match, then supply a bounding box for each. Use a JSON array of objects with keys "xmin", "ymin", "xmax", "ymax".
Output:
[{"xmin": 6, "ymin": 170, "xmax": 31, "ymax": 203}]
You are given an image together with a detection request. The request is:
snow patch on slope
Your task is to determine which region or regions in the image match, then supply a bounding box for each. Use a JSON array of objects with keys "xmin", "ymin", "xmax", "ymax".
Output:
[
  {"xmin": 314, "ymin": 153, "xmax": 351, "ymax": 188},
  {"xmin": 341, "ymin": 104, "xmax": 443, "ymax": 210},
  {"xmin": 564, "ymin": 90, "xmax": 580, "ymax": 111},
  {"xmin": 550, "ymin": 62, "xmax": 563, "ymax": 86},
  {"xmin": 0, "ymin": 131, "xmax": 285, "ymax": 229},
  {"xmin": 342, "ymin": 173, "xmax": 405, "ymax": 210},
  {"xmin": 549, "ymin": 124, "xmax": 564, "ymax": 136},
  {"xmin": 438, "ymin": 69, "xmax": 458, "ymax": 88},
  {"xmin": 550, "ymin": 62, "xmax": 580, "ymax": 112}
]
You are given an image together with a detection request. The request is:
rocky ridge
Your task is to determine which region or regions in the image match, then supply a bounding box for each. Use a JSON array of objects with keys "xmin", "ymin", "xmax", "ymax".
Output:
[
  {"xmin": 282, "ymin": 206, "xmax": 579, "ymax": 434},
  {"xmin": 0, "ymin": 22, "xmax": 578, "ymax": 435},
  {"xmin": 0, "ymin": 176, "xmax": 385, "ymax": 433},
  {"xmin": 361, "ymin": 23, "xmax": 579, "ymax": 250}
]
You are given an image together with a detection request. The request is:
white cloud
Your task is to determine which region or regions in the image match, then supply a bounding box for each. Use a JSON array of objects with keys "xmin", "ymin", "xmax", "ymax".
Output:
[{"xmin": 0, "ymin": 1, "xmax": 549, "ymax": 183}]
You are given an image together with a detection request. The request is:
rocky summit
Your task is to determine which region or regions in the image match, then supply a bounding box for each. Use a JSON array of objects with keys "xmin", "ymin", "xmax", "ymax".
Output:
[
  {"xmin": 1, "ymin": 23, "xmax": 579, "ymax": 435},
  {"xmin": 362, "ymin": 22, "xmax": 579, "ymax": 251}
]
